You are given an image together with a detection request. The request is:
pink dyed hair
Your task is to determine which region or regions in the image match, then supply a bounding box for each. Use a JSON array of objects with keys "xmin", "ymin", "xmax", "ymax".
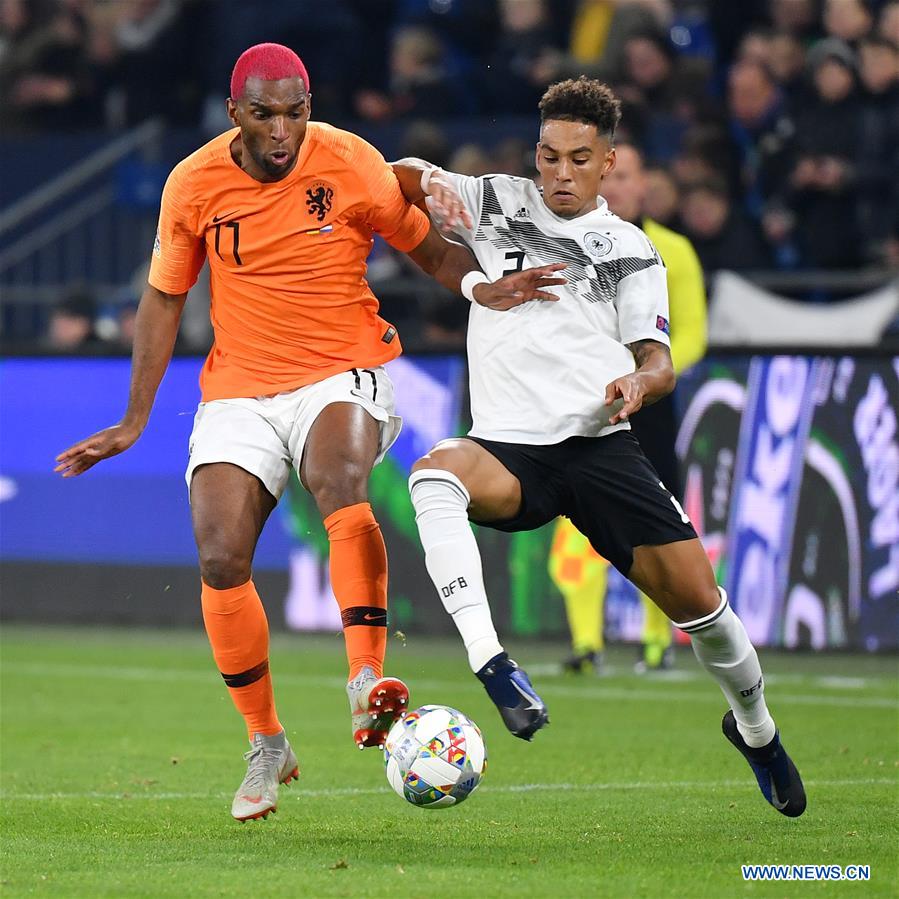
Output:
[{"xmin": 230, "ymin": 43, "xmax": 310, "ymax": 100}]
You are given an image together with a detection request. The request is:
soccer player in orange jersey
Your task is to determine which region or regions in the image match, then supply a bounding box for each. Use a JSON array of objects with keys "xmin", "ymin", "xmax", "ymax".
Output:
[{"xmin": 55, "ymin": 43, "xmax": 565, "ymax": 822}]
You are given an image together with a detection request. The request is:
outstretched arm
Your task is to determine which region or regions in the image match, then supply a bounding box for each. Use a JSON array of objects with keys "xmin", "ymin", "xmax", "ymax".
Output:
[
  {"xmin": 405, "ymin": 223, "xmax": 566, "ymax": 312},
  {"xmin": 388, "ymin": 158, "xmax": 565, "ymax": 309},
  {"xmin": 604, "ymin": 340, "xmax": 676, "ymax": 426},
  {"xmin": 55, "ymin": 283, "xmax": 186, "ymax": 477}
]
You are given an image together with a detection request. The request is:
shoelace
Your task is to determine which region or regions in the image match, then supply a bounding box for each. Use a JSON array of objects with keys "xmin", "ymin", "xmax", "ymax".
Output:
[
  {"xmin": 240, "ymin": 745, "xmax": 283, "ymax": 793},
  {"xmin": 348, "ymin": 669, "xmax": 373, "ymax": 692},
  {"xmin": 348, "ymin": 673, "xmax": 375, "ymax": 717}
]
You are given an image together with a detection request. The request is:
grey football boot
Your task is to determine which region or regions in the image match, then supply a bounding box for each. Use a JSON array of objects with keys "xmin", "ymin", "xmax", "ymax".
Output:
[
  {"xmin": 231, "ymin": 730, "xmax": 299, "ymax": 822},
  {"xmin": 346, "ymin": 665, "xmax": 409, "ymax": 749}
]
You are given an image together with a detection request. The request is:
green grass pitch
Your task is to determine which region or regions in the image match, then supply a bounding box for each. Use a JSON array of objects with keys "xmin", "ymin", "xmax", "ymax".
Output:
[{"xmin": 1, "ymin": 625, "xmax": 897, "ymax": 898}]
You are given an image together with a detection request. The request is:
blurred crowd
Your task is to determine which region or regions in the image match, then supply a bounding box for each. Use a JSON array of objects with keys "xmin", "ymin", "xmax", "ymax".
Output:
[{"xmin": 2, "ymin": 0, "xmax": 898, "ymax": 353}]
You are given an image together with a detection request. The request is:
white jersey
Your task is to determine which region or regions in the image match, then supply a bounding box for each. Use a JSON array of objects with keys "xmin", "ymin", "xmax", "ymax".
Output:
[{"xmin": 428, "ymin": 173, "xmax": 671, "ymax": 444}]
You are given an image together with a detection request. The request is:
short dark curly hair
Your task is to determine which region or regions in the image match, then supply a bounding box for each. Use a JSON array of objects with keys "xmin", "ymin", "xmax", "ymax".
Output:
[{"xmin": 538, "ymin": 77, "xmax": 622, "ymax": 141}]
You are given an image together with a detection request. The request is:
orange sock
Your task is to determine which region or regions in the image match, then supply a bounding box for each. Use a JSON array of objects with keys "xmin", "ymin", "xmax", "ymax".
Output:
[
  {"xmin": 324, "ymin": 502, "xmax": 388, "ymax": 679},
  {"xmin": 201, "ymin": 578, "xmax": 282, "ymax": 739}
]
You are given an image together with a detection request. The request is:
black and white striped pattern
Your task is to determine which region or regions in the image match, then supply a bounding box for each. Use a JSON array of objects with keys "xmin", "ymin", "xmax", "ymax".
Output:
[{"xmin": 475, "ymin": 179, "xmax": 659, "ymax": 304}]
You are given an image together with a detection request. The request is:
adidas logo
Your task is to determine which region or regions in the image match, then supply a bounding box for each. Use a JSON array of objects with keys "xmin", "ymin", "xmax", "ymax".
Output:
[{"xmin": 513, "ymin": 207, "xmax": 530, "ymax": 219}]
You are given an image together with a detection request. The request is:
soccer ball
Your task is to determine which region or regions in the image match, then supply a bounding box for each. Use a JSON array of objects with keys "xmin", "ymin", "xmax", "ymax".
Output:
[{"xmin": 384, "ymin": 705, "xmax": 486, "ymax": 808}]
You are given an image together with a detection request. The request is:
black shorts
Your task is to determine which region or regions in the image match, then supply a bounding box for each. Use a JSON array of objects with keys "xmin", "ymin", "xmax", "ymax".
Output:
[
  {"xmin": 466, "ymin": 431, "xmax": 697, "ymax": 576},
  {"xmin": 628, "ymin": 392, "xmax": 681, "ymax": 499}
]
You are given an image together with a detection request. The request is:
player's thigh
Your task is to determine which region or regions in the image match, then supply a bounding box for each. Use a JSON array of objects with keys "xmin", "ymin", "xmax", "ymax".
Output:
[
  {"xmin": 190, "ymin": 462, "xmax": 277, "ymax": 583},
  {"xmin": 185, "ymin": 400, "xmax": 287, "ymax": 582},
  {"xmin": 299, "ymin": 402, "xmax": 381, "ymax": 513},
  {"xmin": 295, "ymin": 367, "xmax": 401, "ymax": 516},
  {"xmin": 628, "ymin": 539, "xmax": 720, "ymax": 624},
  {"xmin": 412, "ymin": 437, "xmax": 522, "ymax": 521}
]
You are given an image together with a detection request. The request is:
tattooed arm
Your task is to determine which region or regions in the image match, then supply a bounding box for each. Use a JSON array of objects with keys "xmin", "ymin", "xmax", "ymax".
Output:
[{"xmin": 604, "ymin": 339, "xmax": 676, "ymax": 426}]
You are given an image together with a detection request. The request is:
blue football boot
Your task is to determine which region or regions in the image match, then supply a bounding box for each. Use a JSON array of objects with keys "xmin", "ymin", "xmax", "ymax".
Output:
[
  {"xmin": 477, "ymin": 652, "xmax": 549, "ymax": 741},
  {"xmin": 723, "ymin": 710, "xmax": 806, "ymax": 817}
]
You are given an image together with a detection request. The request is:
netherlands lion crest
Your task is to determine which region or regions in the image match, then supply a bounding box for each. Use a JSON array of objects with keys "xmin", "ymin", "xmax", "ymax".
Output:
[{"xmin": 305, "ymin": 181, "xmax": 334, "ymax": 222}]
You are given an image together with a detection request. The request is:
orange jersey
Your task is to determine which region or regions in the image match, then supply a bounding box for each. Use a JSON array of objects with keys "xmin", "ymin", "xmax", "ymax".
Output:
[{"xmin": 148, "ymin": 123, "xmax": 430, "ymax": 401}]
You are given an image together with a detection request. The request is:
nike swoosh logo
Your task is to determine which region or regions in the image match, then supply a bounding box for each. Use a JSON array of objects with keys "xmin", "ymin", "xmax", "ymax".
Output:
[
  {"xmin": 363, "ymin": 613, "xmax": 386, "ymax": 622},
  {"xmin": 510, "ymin": 680, "xmax": 542, "ymax": 711},
  {"xmin": 212, "ymin": 212, "xmax": 238, "ymax": 222},
  {"xmin": 769, "ymin": 774, "xmax": 789, "ymax": 810}
]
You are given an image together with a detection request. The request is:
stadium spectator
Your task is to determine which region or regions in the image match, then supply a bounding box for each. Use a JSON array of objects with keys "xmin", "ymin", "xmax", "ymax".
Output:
[
  {"xmin": 45, "ymin": 290, "xmax": 98, "ymax": 350},
  {"xmin": 880, "ymin": 0, "xmax": 899, "ymax": 43},
  {"xmin": 356, "ymin": 26, "xmax": 462, "ymax": 121},
  {"xmin": 670, "ymin": 148, "xmax": 719, "ymax": 186},
  {"xmin": 736, "ymin": 27, "xmax": 775, "ymax": 68},
  {"xmin": 395, "ymin": 0, "xmax": 499, "ymax": 60},
  {"xmin": 707, "ymin": 0, "xmax": 770, "ymax": 69},
  {"xmin": 619, "ymin": 28, "xmax": 710, "ymax": 161},
  {"xmin": 726, "ymin": 60, "xmax": 795, "ymax": 219},
  {"xmin": 397, "ymin": 120, "xmax": 451, "ymax": 170},
  {"xmin": 788, "ymin": 38, "xmax": 864, "ymax": 268},
  {"xmin": 857, "ymin": 36, "xmax": 899, "ymax": 264},
  {"xmin": 620, "ymin": 29, "xmax": 678, "ymax": 107},
  {"xmin": 107, "ymin": 300, "xmax": 139, "ymax": 351},
  {"xmin": 97, "ymin": 0, "xmax": 204, "ymax": 127},
  {"xmin": 493, "ymin": 136, "xmax": 537, "ymax": 179},
  {"xmin": 823, "ymin": 0, "xmax": 874, "ymax": 46},
  {"xmin": 530, "ymin": 0, "xmax": 669, "ymax": 86},
  {"xmin": 390, "ymin": 25, "xmax": 463, "ymax": 118},
  {"xmin": 680, "ymin": 178, "xmax": 771, "ymax": 271},
  {"xmin": 769, "ymin": 0, "xmax": 821, "ymax": 39},
  {"xmin": 0, "ymin": 0, "xmax": 102, "ymax": 132},
  {"xmin": 861, "ymin": 34, "xmax": 899, "ymax": 94},
  {"xmin": 643, "ymin": 164, "xmax": 682, "ymax": 230},
  {"xmin": 670, "ymin": 124, "xmax": 735, "ymax": 188},
  {"xmin": 0, "ymin": 0, "xmax": 30, "ymax": 50},
  {"xmin": 484, "ymin": 0, "xmax": 563, "ymax": 114},
  {"xmin": 447, "ymin": 143, "xmax": 493, "ymax": 177},
  {"xmin": 769, "ymin": 30, "xmax": 809, "ymax": 106}
]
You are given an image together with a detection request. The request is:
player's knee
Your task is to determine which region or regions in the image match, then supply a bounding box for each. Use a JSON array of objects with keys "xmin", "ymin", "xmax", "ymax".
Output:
[
  {"xmin": 675, "ymin": 584, "xmax": 723, "ymax": 623},
  {"xmin": 411, "ymin": 439, "xmax": 473, "ymax": 481},
  {"xmin": 696, "ymin": 583, "xmax": 723, "ymax": 615},
  {"xmin": 688, "ymin": 562, "xmax": 723, "ymax": 614},
  {"xmin": 198, "ymin": 545, "xmax": 252, "ymax": 590}
]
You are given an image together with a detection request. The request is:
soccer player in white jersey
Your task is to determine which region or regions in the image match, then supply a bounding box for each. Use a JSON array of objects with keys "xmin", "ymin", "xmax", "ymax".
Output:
[{"xmin": 391, "ymin": 77, "xmax": 806, "ymax": 817}]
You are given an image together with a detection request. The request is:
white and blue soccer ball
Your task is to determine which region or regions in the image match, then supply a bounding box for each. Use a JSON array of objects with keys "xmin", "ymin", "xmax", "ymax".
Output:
[{"xmin": 384, "ymin": 704, "xmax": 487, "ymax": 808}]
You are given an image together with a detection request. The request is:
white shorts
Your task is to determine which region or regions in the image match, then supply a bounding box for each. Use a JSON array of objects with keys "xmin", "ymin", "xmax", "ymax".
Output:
[{"xmin": 184, "ymin": 366, "xmax": 402, "ymax": 499}]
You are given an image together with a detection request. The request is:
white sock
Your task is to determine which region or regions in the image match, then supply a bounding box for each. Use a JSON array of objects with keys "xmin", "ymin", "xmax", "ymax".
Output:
[
  {"xmin": 678, "ymin": 588, "xmax": 777, "ymax": 748},
  {"xmin": 409, "ymin": 469, "xmax": 504, "ymax": 672}
]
